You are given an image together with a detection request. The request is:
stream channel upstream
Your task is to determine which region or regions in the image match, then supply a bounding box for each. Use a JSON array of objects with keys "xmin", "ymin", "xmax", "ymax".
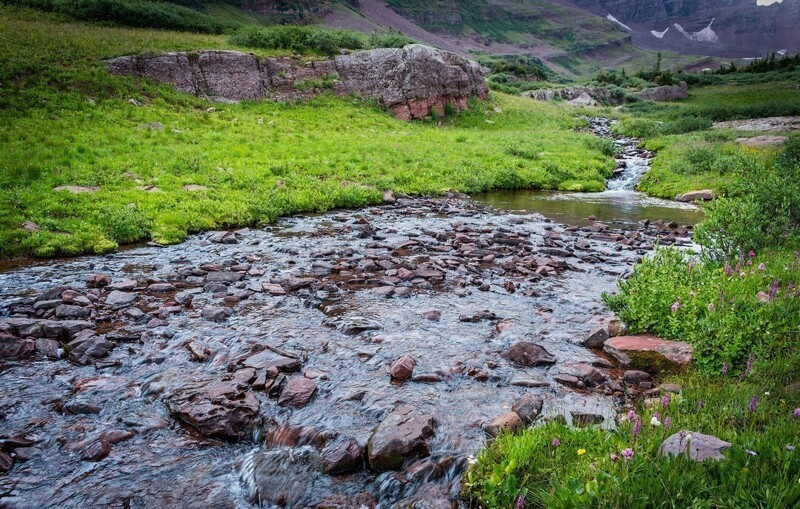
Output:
[{"xmin": 0, "ymin": 118, "xmax": 701, "ymax": 508}]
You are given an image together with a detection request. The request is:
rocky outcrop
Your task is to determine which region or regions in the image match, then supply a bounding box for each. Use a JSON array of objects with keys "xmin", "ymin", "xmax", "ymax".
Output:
[
  {"xmin": 714, "ymin": 116, "xmax": 800, "ymax": 132},
  {"xmin": 105, "ymin": 45, "xmax": 488, "ymax": 120},
  {"xmin": 634, "ymin": 83, "xmax": 688, "ymax": 102},
  {"xmin": 676, "ymin": 189, "xmax": 714, "ymax": 202}
]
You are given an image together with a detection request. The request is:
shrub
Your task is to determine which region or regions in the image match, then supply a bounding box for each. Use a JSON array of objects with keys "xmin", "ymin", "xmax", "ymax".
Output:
[
  {"xmin": 603, "ymin": 248, "xmax": 800, "ymax": 371},
  {"xmin": 229, "ymin": 25, "xmax": 410, "ymax": 56},
  {"xmin": 660, "ymin": 116, "xmax": 712, "ymax": 135}
]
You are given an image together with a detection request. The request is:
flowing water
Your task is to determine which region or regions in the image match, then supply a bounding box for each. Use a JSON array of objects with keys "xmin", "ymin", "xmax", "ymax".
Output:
[
  {"xmin": 0, "ymin": 119, "xmax": 699, "ymax": 508},
  {"xmin": 478, "ymin": 118, "xmax": 703, "ymax": 229}
]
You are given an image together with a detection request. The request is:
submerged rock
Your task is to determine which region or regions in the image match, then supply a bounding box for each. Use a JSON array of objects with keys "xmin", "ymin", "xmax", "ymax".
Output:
[
  {"xmin": 164, "ymin": 379, "xmax": 260, "ymax": 440},
  {"xmin": 501, "ymin": 341, "xmax": 557, "ymax": 367},
  {"xmin": 367, "ymin": 406, "xmax": 435, "ymax": 471}
]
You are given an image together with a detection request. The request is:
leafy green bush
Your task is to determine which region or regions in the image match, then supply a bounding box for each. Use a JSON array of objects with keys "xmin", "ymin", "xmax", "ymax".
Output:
[
  {"xmin": 660, "ymin": 116, "xmax": 712, "ymax": 135},
  {"xmin": 4, "ymin": 0, "xmax": 231, "ymax": 33},
  {"xmin": 229, "ymin": 25, "xmax": 411, "ymax": 55},
  {"xmin": 603, "ymin": 248, "xmax": 800, "ymax": 371},
  {"xmin": 694, "ymin": 137, "xmax": 800, "ymax": 256}
]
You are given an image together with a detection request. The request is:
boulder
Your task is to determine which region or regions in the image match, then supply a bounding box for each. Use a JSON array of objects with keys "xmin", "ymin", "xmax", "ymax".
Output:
[
  {"xmin": 676, "ymin": 190, "xmax": 714, "ymax": 202},
  {"xmin": 389, "ymin": 355, "xmax": 416, "ymax": 381},
  {"xmin": 512, "ymin": 394, "xmax": 544, "ymax": 424},
  {"xmin": 165, "ymin": 379, "xmax": 260, "ymax": 440},
  {"xmin": 659, "ymin": 430, "xmax": 731, "ymax": 462},
  {"xmin": 367, "ymin": 406, "xmax": 435, "ymax": 471},
  {"xmin": 67, "ymin": 335, "xmax": 114, "ymax": 365},
  {"xmin": 106, "ymin": 290, "xmax": 138, "ymax": 308},
  {"xmin": 483, "ymin": 411, "xmax": 523, "ymax": 437},
  {"xmin": 106, "ymin": 45, "xmax": 488, "ymax": 121},
  {"xmin": 570, "ymin": 411, "xmax": 604, "ymax": 427},
  {"xmin": 559, "ymin": 363, "xmax": 607, "ymax": 387},
  {"xmin": 604, "ymin": 335, "xmax": 693, "ymax": 373},
  {"xmin": 501, "ymin": 341, "xmax": 557, "ymax": 367},
  {"xmin": 568, "ymin": 92, "xmax": 597, "ymax": 107},
  {"xmin": 1, "ymin": 334, "xmax": 35, "ymax": 358}
]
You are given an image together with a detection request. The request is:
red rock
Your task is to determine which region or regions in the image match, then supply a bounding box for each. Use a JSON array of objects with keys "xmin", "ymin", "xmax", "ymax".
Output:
[
  {"xmin": 501, "ymin": 341, "xmax": 556, "ymax": 366},
  {"xmin": 389, "ymin": 355, "xmax": 416, "ymax": 381},
  {"xmin": 367, "ymin": 406, "xmax": 435, "ymax": 471},
  {"xmin": 278, "ymin": 377, "xmax": 317, "ymax": 408},
  {"xmin": 604, "ymin": 335, "xmax": 692, "ymax": 373}
]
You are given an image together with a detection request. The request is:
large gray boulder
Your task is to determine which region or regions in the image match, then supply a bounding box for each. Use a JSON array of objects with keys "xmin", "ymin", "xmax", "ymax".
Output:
[
  {"xmin": 635, "ymin": 83, "xmax": 689, "ymax": 102},
  {"xmin": 660, "ymin": 430, "xmax": 731, "ymax": 462},
  {"xmin": 105, "ymin": 45, "xmax": 488, "ymax": 120}
]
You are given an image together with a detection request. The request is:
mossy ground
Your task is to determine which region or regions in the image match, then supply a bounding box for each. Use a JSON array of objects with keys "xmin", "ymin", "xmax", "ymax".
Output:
[{"xmin": 0, "ymin": 6, "xmax": 614, "ymax": 258}]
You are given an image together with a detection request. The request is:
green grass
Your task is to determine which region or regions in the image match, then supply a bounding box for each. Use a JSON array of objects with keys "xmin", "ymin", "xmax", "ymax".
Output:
[
  {"xmin": 0, "ymin": 6, "xmax": 615, "ymax": 258},
  {"xmin": 465, "ymin": 359, "xmax": 800, "ymax": 508}
]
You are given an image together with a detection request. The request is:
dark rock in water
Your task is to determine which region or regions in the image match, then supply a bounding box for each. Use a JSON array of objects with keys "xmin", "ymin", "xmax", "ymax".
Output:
[
  {"xmin": 483, "ymin": 411, "xmax": 523, "ymax": 438},
  {"xmin": 571, "ymin": 411, "xmax": 604, "ymax": 427},
  {"xmin": 559, "ymin": 363, "xmax": 607, "ymax": 387},
  {"xmin": 201, "ymin": 306, "xmax": 233, "ymax": 322},
  {"xmin": 321, "ymin": 436, "xmax": 363, "ymax": 475},
  {"xmin": 367, "ymin": 405, "xmax": 435, "ymax": 471},
  {"xmin": 242, "ymin": 349, "xmax": 301, "ymax": 372},
  {"xmin": 68, "ymin": 335, "xmax": 114, "ymax": 365},
  {"xmin": 0, "ymin": 451, "xmax": 14, "ymax": 473},
  {"xmin": 316, "ymin": 492, "xmax": 377, "ymax": 509},
  {"xmin": 554, "ymin": 373, "xmax": 582, "ymax": 388},
  {"xmin": 147, "ymin": 283, "xmax": 176, "ymax": 293},
  {"xmin": 1, "ymin": 334, "xmax": 35, "ymax": 358},
  {"xmin": 501, "ymin": 341, "xmax": 556, "ymax": 366},
  {"xmin": 86, "ymin": 274, "xmax": 111, "ymax": 288},
  {"xmin": 660, "ymin": 430, "xmax": 731, "ymax": 462},
  {"xmin": 582, "ymin": 327, "xmax": 609, "ymax": 348},
  {"xmin": 509, "ymin": 376, "xmax": 549, "ymax": 388},
  {"xmin": 187, "ymin": 340, "xmax": 213, "ymax": 362},
  {"xmin": 420, "ymin": 308, "xmax": 442, "ymax": 321},
  {"xmin": 81, "ymin": 439, "xmax": 112, "ymax": 462},
  {"xmin": 278, "ymin": 377, "xmax": 317, "ymax": 408},
  {"xmin": 512, "ymin": 394, "xmax": 543, "ymax": 424},
  {"xmin": 107, "ymin": 279, "xmax": 138, "ymax": 291},
  {"xmin": 64, "ymin": 400, "xmax": 102, "ymax": 415},
  {"xmin": 100, "ymin": 429, "xmax": 134, "ymax": 445},
  {"xmin": 165, "ymin": 378, "xmax": 260, "ymax": 440},
  {"xmin": 389, "ymin": 355, "xmax": 416, "ymax": 381},
  {"xmin": 393, "ymin": 483, "xmax": 457, "ymax": 509},
  {"xmin": 459, "ymin": 310, "xmax": 498, "ymax": 322},
  {"xmin": 323, "ymin": 316, "xmax": 382, "ymax": 335},
  {"xmin": 0, "ymin": 317, "xmax": 94, "ymax": 341}
]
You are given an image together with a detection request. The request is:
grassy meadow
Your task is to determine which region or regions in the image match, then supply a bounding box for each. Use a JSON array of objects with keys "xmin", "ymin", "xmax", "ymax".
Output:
[{"xmin": 0, "ymin": 6, "xmax": 615, "ymax": 258}]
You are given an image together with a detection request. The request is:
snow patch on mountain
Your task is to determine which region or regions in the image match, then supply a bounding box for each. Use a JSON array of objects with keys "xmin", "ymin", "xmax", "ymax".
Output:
[
  {"xmin": 606, "ymin": 14, "xmax": 632, "ymax": 31},
  {"xmin": 674, "ymin": 18, "xmax": 719, "ymax": 43},
  {"xmin": 650, "ymin": 27, "xmax": 670, "ymax": 39}
]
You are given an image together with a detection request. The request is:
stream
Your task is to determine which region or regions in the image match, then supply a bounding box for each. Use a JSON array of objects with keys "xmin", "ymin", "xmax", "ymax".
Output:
[{"xmin": 0, "ymin": 118, "xmax": 700, "ymax": 508}]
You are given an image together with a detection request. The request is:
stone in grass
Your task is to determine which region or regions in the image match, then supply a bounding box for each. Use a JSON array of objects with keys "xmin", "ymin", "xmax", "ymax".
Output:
[
  {"xmin": 512, "ymin": 394, "xmax": 543, "ymax": 424},
  {"xmin": 604, "ymin": 335, "xmax": 692, "ymax": 373},
  {"xmin": 483, "ymin": 411, "xmax": 523, "ymax": 438},
  {"xmin": 659, "ymin": 430, "xmax": 731, "ymax": 462}
]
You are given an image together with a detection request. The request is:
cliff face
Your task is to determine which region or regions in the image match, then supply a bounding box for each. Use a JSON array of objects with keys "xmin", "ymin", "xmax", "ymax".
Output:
[
  {"xmin": 105, "ymin": 45, "xmax": 488, "ymax": 121},
  {"xmin": 569, "ymin": 0, "xmax": 800, "ymax": 55}
]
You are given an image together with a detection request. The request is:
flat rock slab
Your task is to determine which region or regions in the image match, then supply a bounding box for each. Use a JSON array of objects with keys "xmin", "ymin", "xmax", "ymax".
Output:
[
  {"xmin": 242, "ymin": 349, "xmax": 300, "ymax": 372},
  {"xmin": 604, "ymin": 335, "xmax": 692, "ymax": 373},
  {"xmin": 660, "ymin": 430, "xmax": 731, "ymax": 462},
  {"xmin": 367, "ymin": 405, "xmax": 435, "ymax": 471},
  {"xmin": 277, "ymin": 377, "xmax": 317, "ymax": 408},
  {"xmin": 714, "ymin": 116, "xmax": 800, "ymax": 132},
  {"xmin": 0, "ymin": 318, "xmax": 94, "ymax": 341},
  {"xmin": 736, "ymin": 135, "xmax": 787, "ymax": 148},
  {"xmin": 676, "ymin": 190, "xmax": 714, "ymax": 202}
]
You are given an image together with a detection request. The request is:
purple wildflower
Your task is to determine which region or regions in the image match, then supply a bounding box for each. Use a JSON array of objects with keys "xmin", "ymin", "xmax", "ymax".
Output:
[
  {"xmin": 746, "ymin": 260, "xmax": 753, "ymax": 267},
  {"xmin": 698, "ymin": 399, "xmax": 706, "ymax": 409},
  {"xmin": 707, "ymin": 302, "xmax": 715, "ymax": 312},
  {"xmin": 610, "ymin": 452, "xmax": 619, "ymax": 462},
  {"xmin": 787, "ymin": 445, "xmax": 795, "ymax": 452},
  {"xmin": 622, "ymin": 448, "xmax": 634, "ymax": 461},
  {"xmin": 758, "ymin": 263, "xmax": 765, "ymax": 271},
  {"xmin": 749, "ymin": 250, "xmax": 755, "ymax": 259},
  {"xmin": 632, "ymin": 419, "xmax": 642, "ymax": 439},
  {"xmin": 725, "ymin": 262, "xmax": 732, "ymax": 276},
  {"xmin": 794, "ymin": 408, "xmax": 800, "ymax": 418},
  {"xmin": 552, "ymin": 438, "xmax": 560, "ymax": 448},
  {"xmin": 768, "ymin": 280, "xmax": 780, "ymax": 300},
  {"xmin": 740, "ymin": 271, "xmax": 747, "ymax": 278},
  {"xmin": 722, "ymin": 362, "xmax": 728, "ymax": 375},
  {"xmin": 516, "ymin": 495, "xmax": 525, "ymax": 509},
  {"xmin": 749, "ymin": 395, "xmax": 759, "ymax": 413},
  {"xmin": 661, "ymin": 393, "xmax": 671, "ymax": 408},
  {"xmin": 627, "ymin": 409, "xmax": 636, "ymax": 421},
  {"xmin": 664, "ymin": 416, "xmax": 672, "ymax": 429},
  {"xmin": 745, "ymin": 354, "xmax": 754, "ymax": 377},
  {"xmin": 671, "ymin": 300, "xmax": 680, "ymax": 312},
  {"xmin": 653, "ymin": 411, "xmax": 661, "ymax": 420}
]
